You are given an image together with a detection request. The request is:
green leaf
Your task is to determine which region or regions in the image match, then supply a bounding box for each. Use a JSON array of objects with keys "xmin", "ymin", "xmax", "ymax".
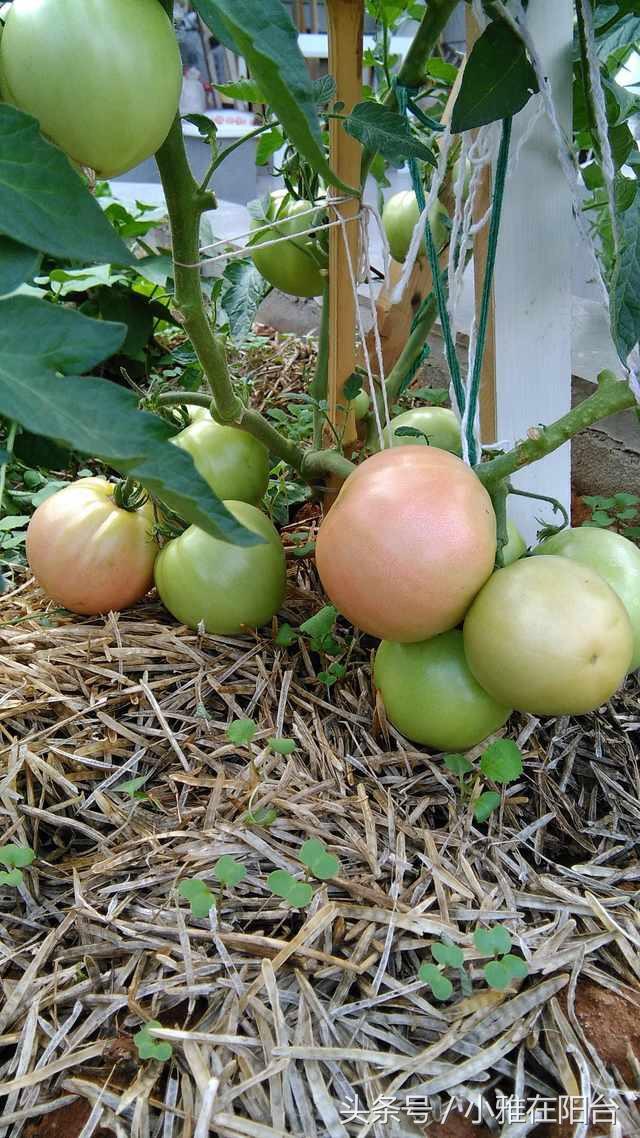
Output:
[
  {"xmin": 0, "ymin": 515, "xmax": 30, "ymax": 532},
  {"xmin": 0, "ymin": 236, "xmax": 41, "ymax": 297},
  {"xmin": 473, "ymin": 790, "xmax": 501, "ymax": 823},
  {"xmin": 0, "ymin": 868, "xmax": 23, "ymax": 887},
  {"xmin": 611, "ymin": 188, "xmax": 640, "ymax": 363},
  {"xmin": 244, "ymin": 805, "xmax": 278, "ymax": 826},
  {"xmin": 444, "ymin": 753, "xmax": 473, "ymax": 777},
  {"xmin": 214, "ymin": 78, "xmax": 265, "ymax": 101},
  {"xmin": 227, "ymin": 718, "xmax": 257, "ymax": 745},
  {"xmin": 183, "ymin": 114, "xmax": 218, "ymax": 143},
  {"xmin": 255, "ymin": 127, "xmax": 285, "ymax": 166},
  {"xmin": 418, "ymin": 963, "xmax": 453, "ymax": 1001},
  {"xmin": 268, "ymin": 737, "xmax": 297, "ymax": 755},
  {"xmin": 412, "ymin": 386, "xmax": 449, "ymax": 406},
  {"xmin": 0, "ymin": 105, "xmax": 132, "ymax": 264},
  {"xmin": 113, "ymin": 775, "xmax": 149, "ymax": 801},
  {"xmin": 483, "ymin": 959, "xmax": 511, "ymax": 991},
  {"xmin": 431, "ymin": 942, "xmax": 464, "ymax": 968},
  {"xmin": 267, "ymin": 869, "xmax": 314, "ymax": 908},
  {"xmin": 424, "ymin": 58, "xmax": 459, "ymax": 84},
  {"xmin": 451, "ymin": 21, "xmax": 539, "ymax": 133},
  {"xmin": 222, "ymin": 259, "xmax": 271, "ymax": 344},
  {"xmin": 312, "ymin": 75, "xmax": 337, "ymax": 106},
  {"xmin": 275, "ymin": 622, "xmax": 298, "ymax": 647},
  {"xmin": 214, "ymin": 855, "xmax": 246, "ymax": 887},
  {"xmin": 133, "ymin": 1020, "xmax": 173, "ymax": 1062},
  {"xmin": 0, "ymin": 297, "xmax": 259, "ymax": 546},
  {"xmin": 343, "ymin": 102, "xmax": 436, "ymax": 167},
  {"xmin": 480, "ymin": 739, "xmax": 523, "ymax": 785},
  {"xmin": 178, "ymin": 878, "xmax": 216, "ymax": 918},
  {"xmin": 300, "ymin": 605, "xmax": 338, "ymax": 645},
  {"xmin": 473, "ymin": 925, "xmax": 512, "ymax": 957},
  {"xmin": 613, "ymin": 492, "xmax": 640, "ymax": 506},
  {"xmin": 300, "ymin": 838, "xmax": 341, "ymax": 880},
  {"xmin": 193, "ymin": 0, "xmax": 348, "ymax": 192},
  {"xmin": 343, "ymin": 372, "xmax": 363, "ymax": 400},
  {"xmin": 0, "ymin": 844, "xmax": 35, "ymax": 869},
  {"xmin": 501, "ymin": 953, "xmax": 529, "ymax": 980}
]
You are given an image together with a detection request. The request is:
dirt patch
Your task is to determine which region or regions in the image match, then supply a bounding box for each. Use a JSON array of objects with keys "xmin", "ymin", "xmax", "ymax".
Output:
[
  {"xmin": 24, "ymin": 1100, "xmax": 114, "ymax": 1138},
  {"xmin": 426, "ymin": 1112, "xmax": 492, "ymax": 1138},
  {"xmin": 573, "ymin": 981, "xmax": 640, "ymax": 1085}
]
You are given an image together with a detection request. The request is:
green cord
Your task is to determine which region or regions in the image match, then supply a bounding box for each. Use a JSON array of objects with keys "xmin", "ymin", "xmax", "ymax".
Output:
[{"xmin": 465, "ymin": 117, "xmax": 512, "ymax": 466}]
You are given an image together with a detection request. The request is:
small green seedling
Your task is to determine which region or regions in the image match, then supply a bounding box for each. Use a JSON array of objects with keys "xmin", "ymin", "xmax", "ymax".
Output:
[
  {"xmin": 300, "ymin": 838, "xmax": 341, "ymax": 881},
  {"xmin": 133, "ymin": 1020, "xmax": 172, "ymax": 1062},
  {"xmin": 275, "ymin": 622, "xmax": 297, "ymax": 647},
  {"xmin": 472, "ymin": 791, "xmax": 502, "ymax": 822},
  {"xmin": 178, "ymin": 878, "xmax": 216, "ymax": 918},
  {"xmin": 431, "ymin": 942, "xmax": 464, "ymax": 969},
  {"xmin": 418, "ymin": 935, "xmax": 469, "ymax": 1001},
  {"xmin": 244, "ymin": 805, "xmax": 278, "ymax": 827},
  {"xmin": 114, "ymin": 775, "xmax": 149, "ymax": 801},
  {"xmin": 268, "ymin": 736, "xmax": 296, "ymax": 755},
  {"xmin": 0, "ymin": 844, "xmax": 35, "ymax": 886},
  {"xmin": 267, "ymin": 869, "xmax": 314, "ymax": 909},
  {"xmin": 582, "ymin": 492, "xmax": 640, "ymax": 540},
  {"xmin": 214, "ymin": 855, "xmax": 246, "ymax": 888},
  {"xmin": 418, "ymin": 962, "xmax": 454, "ymax": 1002},
  {"xmin": 317, "ymin": 660, "xmax": 347, "ymax": 687},
  {"xmin": 444, "ymin": 740, "xmax": 523, "ymax": 823},
  {"xmin": 473, "ymin": 926, "xmax": 528, "ymax": 990},
  {"xmin": 300, "ymin": 605, "xmax": 341, "ymax": 655},
  {"xmin": 227, "ymin": 718, "xmax": 257, "ymax": 745}
]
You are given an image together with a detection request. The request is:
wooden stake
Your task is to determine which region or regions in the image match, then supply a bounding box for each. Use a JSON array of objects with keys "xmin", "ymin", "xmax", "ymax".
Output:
[{"xmin": 325, "ymin": 0, "xmax": 363, "ymax": 464}]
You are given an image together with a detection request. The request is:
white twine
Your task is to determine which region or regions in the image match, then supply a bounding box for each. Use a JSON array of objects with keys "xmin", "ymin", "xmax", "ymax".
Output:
[{"xmin": 178, "ymin": 208, "xmax": 357, "ymax": 270}]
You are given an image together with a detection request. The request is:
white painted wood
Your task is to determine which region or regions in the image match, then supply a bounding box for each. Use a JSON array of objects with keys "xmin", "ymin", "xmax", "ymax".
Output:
[
  {"xmin": 490, "ymin": 0, "xmax": 574, "ymax": 544},
  {"xmin": 298, "ymin": 32, "xmax": 412, "ymax": 59}
]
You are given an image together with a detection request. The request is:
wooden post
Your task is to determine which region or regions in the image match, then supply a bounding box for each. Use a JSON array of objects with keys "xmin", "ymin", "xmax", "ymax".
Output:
[
  {"xmin": 470, "ymin": 1, "xmax": 573, "ymax": 542},
  {"xmin": 325, "ymin": 0, "xmax": 363, "ymax": 462}
]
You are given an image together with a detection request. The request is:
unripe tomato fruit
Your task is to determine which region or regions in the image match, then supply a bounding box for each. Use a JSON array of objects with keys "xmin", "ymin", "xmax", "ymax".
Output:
[
  {"xmin": 26, "ymin": 477, "xmax": 159, "ymax": 615},
  {"xmin": 382, "ymin": 191, "xmax": 449, "ymax": 263},
  {"xmin": 316, "ymin": 446, "xmax": 496, "ymax": 643},
  {"xmin": 533, "ymin": 526, "xmax": 640, "ymax": 671},
  {"xmin": 172, "ymin": 418, "xmax": 270, "ymax": 505},
  {"xmin": 351, "ymin": 390, "xmax": 370, "ymax": 421},
  {"xmin": 154, "ymin": 501, "xmax": 286, "ymax": 635},
  {"xmin": 374, "ymin": 630, "xmax": 511, "ymax": 751},
  {"xmin": 463, "ymin": 555, "xmax": 633, "ymax": 716},
  {"xmin": 502, "ymin": 520, "xmax": 527, "ymax": 566},
  {"xmin": 377, "ymin": 406, "xmax": 461, "ymax": 455},
  {"xmin": 0, "ymin": 0, "xmax": 182, "ymax": 178},
  {"xmin": 249, "ymin": 190, "xmax": 327, "ymax": 297}
]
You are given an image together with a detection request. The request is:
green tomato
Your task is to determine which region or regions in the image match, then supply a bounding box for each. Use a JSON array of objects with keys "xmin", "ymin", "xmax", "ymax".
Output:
[
  {"xmin": 374, "ymin": 630, "xmax": 511, "ymax": 751},
  {"xmin": 502, "ymin": 520, "xmax": 527, "ymax": 566},
  {"xmin": 382, "ymin": 191, "xmax": 449, "ymax": 263},
  {"xmin": 377, "ymin": 407, "xmax": 461, "ymax": 455},
  {"xmin": 463, "ymin": 556, "xmax": 633, "ymax": 716},
  {"xmin": 351, "ymin": 389, "xmax": 370, "ymax": 421},
  {"xmin": 0, "ymin": 0, "xmax": 182, "ymax": 178},
  {"xmin": 155, "ymin": 501, "xmax": 286, "ymax": 635},
  {"xmin": 172, "ymin": 419, "xmax": 270, "ymax": 505},
  {"xmin": 186, "ymin": 404, "xmax": 212, "ymax": 424},
  {"xmin": 533, "ymin": 526, "xmax": 640, "ymax": 671},
  {"xmin": 249, "ymin": 190, "xmax": 327, "ymax": 298}
]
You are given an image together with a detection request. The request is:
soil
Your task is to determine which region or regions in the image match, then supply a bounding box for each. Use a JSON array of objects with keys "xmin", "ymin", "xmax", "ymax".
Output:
[
  {"xmin": 24, "ymin": 1100, "xmax": 114, "ymax": 1138},
  {"xmin": 425, "ymin": 1113, "xmax": 492, "ymax": 1138},
  {"xmin": 573, "ymin": 980, "xmax": 640, "ymax": 1085}
]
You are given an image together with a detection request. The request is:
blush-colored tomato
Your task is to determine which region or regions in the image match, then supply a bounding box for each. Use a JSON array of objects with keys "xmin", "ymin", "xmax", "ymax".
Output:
[
  {"xmin": 0, "ymin": 0, "xmax": 182, "ymax": 178},
  {"xmin": 26, "ymin": 477, "xmax": 159, "ymax": 614},
  {"xmin": 154, "ymin": 501, "xmax": 286, "ymax": 635},
  {"xmin": 249, "ymin": 190, "xmax": 327, "ymax": 297},
  {"xmin": 172, "ymin": 418, "xmax": 270, "ymax": 505},
  {"xmin": 463, "ymin": 555, "xmax": 633, "ymax": 716},
  {"xmin": 502, "ymin": 520, "xmax": 527, "ymax": 566},
  {"xmin": 315, "ymin": 446, "xmax": 496, "ymax": 642},
  {"xmin": 377, "ymin": 406, "xmax": 461, "ymax": 455},
  {"xmin": 382, "ymin": 191, "xmax": 449, "ymax": 263},
  {"xmin": 374, "ymin": 630, "xmax": 511, "ymax": 751},
  {"xmin": 533, "ymin": 526, "xmax": 640, "ymax": 670}
]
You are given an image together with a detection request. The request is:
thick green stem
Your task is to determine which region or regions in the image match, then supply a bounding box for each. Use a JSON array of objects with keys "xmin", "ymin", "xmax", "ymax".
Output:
[
  {"xmin": 508, "ymin": 486, "xmax": 569, "ymax": 531},
  {"xmin": 491, "ymin": 480, "xmax": 509, "ymax": 569},
  {"xmin": 310, "ymin": 282, "xmax": 330, "ymax": 449},
  {"xmin": 476, "ymin": 371, "xmax": 636, "ymax": 492},
  {"xmin": 385, "ymin": 293, "xmax": 438, "ymax": 402}
]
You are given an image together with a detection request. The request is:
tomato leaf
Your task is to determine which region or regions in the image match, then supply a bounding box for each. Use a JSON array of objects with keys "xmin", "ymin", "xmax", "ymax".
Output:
[
  {"xmin": 343, "ymin": 102, "xmax": 436, "ymax": 167},
  {"xmin": 222, "ymin": 259, "xmax": 271, "ymax": 344},
  {"xmin": 192, "ymin": 0, "xmax": 350, "ymax": 192},
  {"xmin": 610, "ymin": 186, "xmax": 640, "ymax": 364},
  {"xmin": 0, "ymin": 236, "xmax": 41, "ymax": 297},
  {"xmin": 0, "ymin": 297, "xmax": 260, "ymax": 545},
  {"xmin": 451, "ymin": 21, "xmax": 539, "ymax": 133},
  {"xmin": 0, "ymin": 105, "xmax": 133, "ymax": 265}
]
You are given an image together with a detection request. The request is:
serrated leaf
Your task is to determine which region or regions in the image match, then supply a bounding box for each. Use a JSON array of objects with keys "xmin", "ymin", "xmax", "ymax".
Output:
[
  {"xmin": 431, "ymin": 942, "xmax": 464, "ymax": 968},
  {"xmin": 474, "ymin": 926, "xmax": 512, "ymax": 957},
  {"xmin": 473, "ymin": 790, "xmax": 501, "ymax": 823},
  {"xmin": 483, "ymin": 959, "xmax": 511, "ymax": 990},
  {"xmin": 222, "ymin": 259, "xmax": 271, "ymax": 344},
  {"xmin": 268, "ymin": 737, "xmax": 297, "ymax": 754},
  {"xmin": 0, "ymin": 844, "xmax": 35, "ymax": 868},
  {"xmin": 227, "ymin": 718, "xmax": 257, "ymax": 745},
  {"xmin": 312, "ymin": 75, "xmax": 337, "ymax": 106},
  {"xmin": 214, "ymin": 855, "xmax": 246, "ymax": 887},
  {"xmin": 611, "ymin": 187, "xmax": 640, "ymax": 363},
  {"xmin": 300, "ymin": 838, "xmax": 341, "ymax": 880},
  {"xmin": 193, "ymin": 0, "xmax": 349, "ymax": 192},
  {"xmin": 451, "ymin": 21, "xmax": 539, "ymax": 133},
  {"xmin": 267, "ymin": 869, "xmax": 313, "ymax": 908},
  {"xmin": 444, "ymin": 753, "xmax": 473, "ymax": 777},
  {"xmin": 343, "ymin": 102, "xmax": 436, "ymax": 167},
  {"xmin": 0, "ymin": 236, "xmax": 41, "ymax": 297},
  {"xmin": 0, "ymin": 297, "xmax": 259, "ymax": 546},
  {"xmin": 0, "ymin": 105, "xmax": 132, "ymax": 264},
  {"xmin": 480, "ymin": 739, "xmax": 523, "ymax": 785}
]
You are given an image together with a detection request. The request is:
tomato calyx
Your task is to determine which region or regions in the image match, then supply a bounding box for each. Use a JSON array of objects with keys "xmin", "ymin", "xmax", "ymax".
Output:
[{"xmin": 112, "ymin": 478, "xmax": 149, "ymax": 513}]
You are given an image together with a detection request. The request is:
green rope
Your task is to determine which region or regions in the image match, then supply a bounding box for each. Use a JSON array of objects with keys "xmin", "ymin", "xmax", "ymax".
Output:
[{"xmin": 465, "ymin": 117, "xmax": 512, "ymax": 466}]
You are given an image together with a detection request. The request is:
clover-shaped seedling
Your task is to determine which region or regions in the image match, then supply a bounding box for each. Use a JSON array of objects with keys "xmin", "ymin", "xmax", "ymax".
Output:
[
  {"xmin": 473, "ymin": 926, "xmax": 512, "ymax": 957},
  {"xmin": 227, "ymin": 718, "xmax": 257, "ymax": 746},
  {"xmin": 431, "ymin": 942, "xmax": 464, "ymax": 969},
  {"xmin": 133, "ymin": 1020, "xmax": 172, "ymax": 1062},
  {"xmin": 472, "ymin": 790, "xmax": 502, "ymax": 822},
  {"xmin": 114, "ymin": 775, "xmax": 149, "ymax": 801},
  {"xmin": 483, "ymin": 954, "xmax": 529, "ymax": 991},
  {"xmin": 418, "ymin": 963, "xmax": 453, "ymax": 1002},
  {"xmin": 178, "ymin": 878, "xmax": 216, "ymax": 918},
  {"xmin": 317, "ymin": 660, "xmax": 346, "ymax": 687},
  {"xmin": 300, "ymin": 605, "xmax": 341, "ymax": 655},
  {"xmin": 244, "ymin": 805, "xmax": 278, "ymax": 827},
  {"xmin": 480, "ymin": 740, "xmax": 523, "ymax": 785},
  {"xmin": 267, "ymin": 869, "xmax": 314, "ymax": 909},
  {"xmin": 214, "ymin": 855, "xmax": 246, "ymax": 888},
  {"xmin": 268, "ymin": 737, "xmax": 296, "ymax": 755},
  {"xmin": 0, "ymin": 844, "xmax": 35, "ymax": 886},
  {"xmin": 300, "ymin": 839, "xmax": 341, "ymax": 881}
]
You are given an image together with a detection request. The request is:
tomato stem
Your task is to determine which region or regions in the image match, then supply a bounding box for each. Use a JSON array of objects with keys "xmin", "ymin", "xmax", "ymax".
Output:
[{"xmin": 0, "ymin": 421, "xmax": 17, "ymax": 518}]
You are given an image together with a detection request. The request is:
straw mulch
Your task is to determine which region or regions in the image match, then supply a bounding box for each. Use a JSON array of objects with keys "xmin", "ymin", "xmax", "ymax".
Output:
[{"xmin": 1, "ymin": 548, "xmax": 639, "ymax": 1138}]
